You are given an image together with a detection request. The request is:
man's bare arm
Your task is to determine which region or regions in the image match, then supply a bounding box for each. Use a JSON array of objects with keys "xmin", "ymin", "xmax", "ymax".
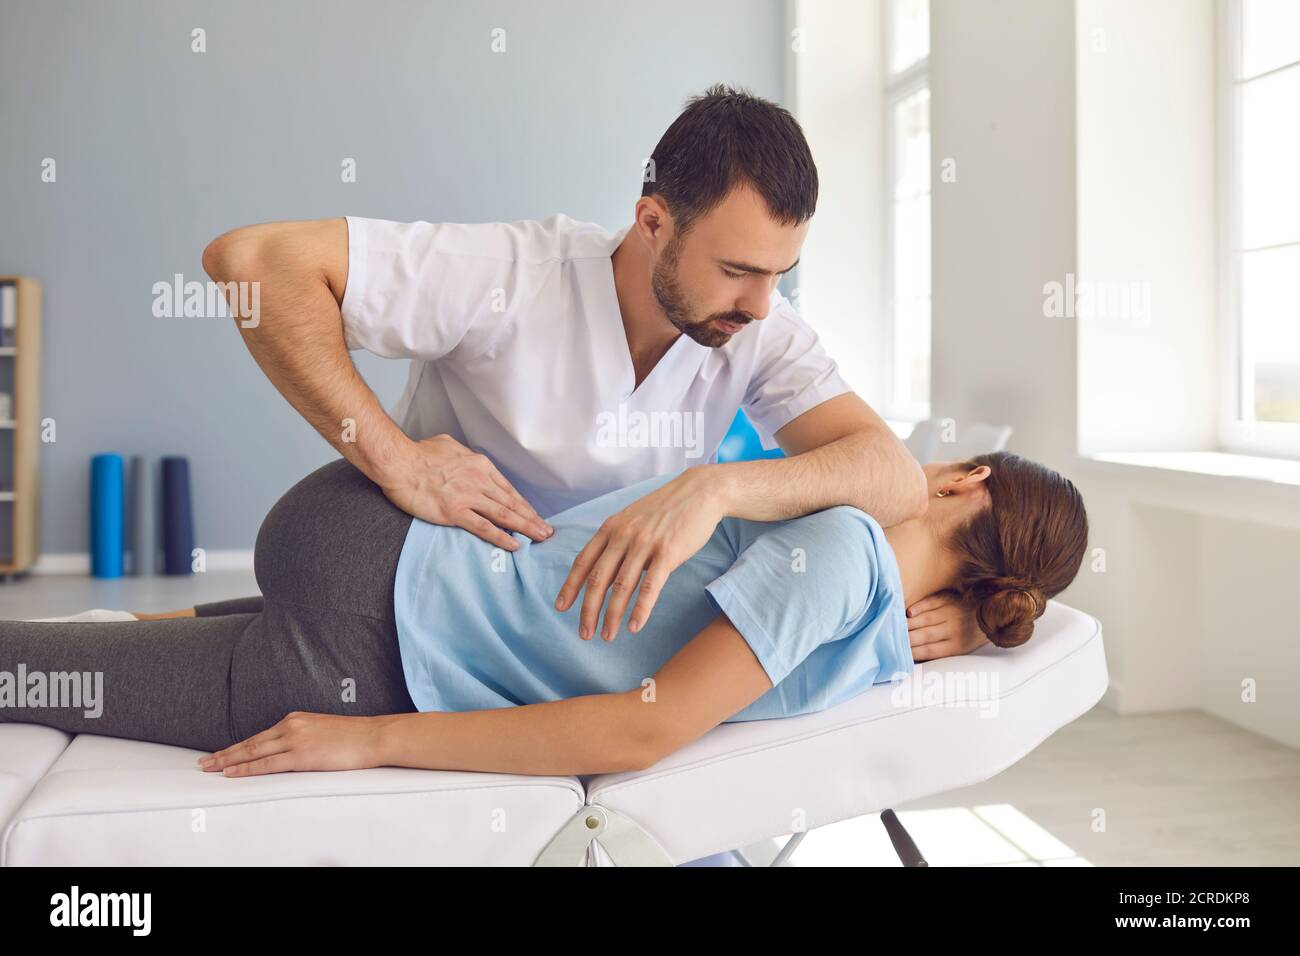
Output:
[
  {"xmin": 716, "ymin": 394, "xmax": 988, "ymax": 651},
  {"xmin": 720, "ymin": 393, "xmax": 987, "ymax": 654},
  {"xmin": 202, "ymin": 219, "xmax": 550, "ymax": 550},
  {"xmin": 203, "ymin": 219, "xmax": 404, "ymax": 479},
  {"xmin": 557, "ymin": 392, "xmax": 929, "ymax": 640},
  {"xmin": 717, "ymin": 392, "xmax": 928, "ymax": 527}
]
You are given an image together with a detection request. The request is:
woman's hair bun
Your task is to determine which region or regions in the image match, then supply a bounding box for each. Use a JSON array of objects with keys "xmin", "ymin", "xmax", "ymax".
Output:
[
  {"xmin": 947, "ymin": 451, "xmax": 1089, "ymax": 650},
  {"xmin": 972, "ymin": 578, "xmax": 1044, "ymax": 648}
]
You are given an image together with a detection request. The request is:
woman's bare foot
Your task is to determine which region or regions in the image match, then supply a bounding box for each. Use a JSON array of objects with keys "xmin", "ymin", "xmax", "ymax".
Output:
[{"xmin": 131, "ymin": 608, "xmax": 197, "ymax": 621}]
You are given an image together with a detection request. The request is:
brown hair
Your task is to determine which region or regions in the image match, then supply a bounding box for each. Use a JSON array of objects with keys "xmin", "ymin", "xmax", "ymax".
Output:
[
  {"xmin": 642, "ymin": 84, "xmax": 818, "ymax": 235},
  {"xmin": 947, "ymin": 452, "xmax": 1089, "ymax": 648}
]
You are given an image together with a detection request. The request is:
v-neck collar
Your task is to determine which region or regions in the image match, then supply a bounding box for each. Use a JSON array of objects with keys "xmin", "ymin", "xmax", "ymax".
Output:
[{"xmin": 600, "ymin": 226, "xmax": 707, "ymax": 402}]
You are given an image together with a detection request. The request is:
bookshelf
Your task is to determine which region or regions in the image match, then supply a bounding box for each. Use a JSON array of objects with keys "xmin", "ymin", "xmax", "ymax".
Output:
[{"xmin": 0, "ymin": 276, "xmax": 41, "ymax": 577}]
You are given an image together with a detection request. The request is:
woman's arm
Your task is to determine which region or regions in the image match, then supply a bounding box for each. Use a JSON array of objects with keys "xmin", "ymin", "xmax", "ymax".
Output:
[
  {"xmin": 200, "ymin": 613, "xmax": 772, "ymax": 777},
  {"xmin": 131, "ymin": 608, "xmax": 195, "ymax": 620}
]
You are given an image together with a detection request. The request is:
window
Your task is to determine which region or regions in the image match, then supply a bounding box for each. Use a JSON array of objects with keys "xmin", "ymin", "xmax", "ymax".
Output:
[
  {"xmin": 884, "ymin": 0, "xmax": 931, "ymax": 420},
  {"xmin": 1221, "ymin": 0, "xmax": 1300, "ymax": 457}
]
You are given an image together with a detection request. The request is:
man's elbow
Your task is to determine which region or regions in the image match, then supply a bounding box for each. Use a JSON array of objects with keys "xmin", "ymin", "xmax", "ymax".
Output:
[
  {"xmin": 899, "ymin": 456, "xmax": 929, "ymax": 521},
  {"xmin": 202, "ymin": 226, "xmax": 266, "ymax": 283},
  {"xmin": 861, "ymin": 449, "xmax": 928, "ymax": 527},
  {"xmin": 860, "ymin": 428, "xmax": 928, "ymax": 524}
]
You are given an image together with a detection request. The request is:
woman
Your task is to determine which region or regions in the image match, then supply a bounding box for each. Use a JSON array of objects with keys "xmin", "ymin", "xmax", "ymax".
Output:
[{"xmin": 0, "ymin": 452, "xmax": 1087, "ymax": 778}]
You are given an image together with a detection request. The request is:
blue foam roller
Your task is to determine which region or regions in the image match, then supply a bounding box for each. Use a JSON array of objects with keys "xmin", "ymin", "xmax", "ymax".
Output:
[
  {"xmin": 160, "ymin": 456, "xmax": 195, "ymax": 576},
  {"xmin": 90, "ymin": 454, "xmax": 125, "ymax": 579}
]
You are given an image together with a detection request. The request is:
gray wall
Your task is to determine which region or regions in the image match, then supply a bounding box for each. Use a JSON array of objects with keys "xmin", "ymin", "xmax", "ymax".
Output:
[{"xmin": 0, "ymin": 0, "xmax": 786, "ymax": 553}]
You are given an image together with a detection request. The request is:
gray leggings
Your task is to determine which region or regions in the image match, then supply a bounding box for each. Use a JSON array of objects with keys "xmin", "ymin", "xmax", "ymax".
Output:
[{"xmin": 0, "ymin": 459, "xmax": 418, "ymax": 752}]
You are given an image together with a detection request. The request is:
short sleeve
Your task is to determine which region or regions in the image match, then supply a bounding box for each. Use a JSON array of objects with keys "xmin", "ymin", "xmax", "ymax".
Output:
[
  {"xmin": 742, "ymin": 294, "xmax": 853, "ymax": 450},
  {"xmin": 704, "ymin": 507, "xmax": 880, "ymax": 688},
  {"xmin": 340, "ymin": 216, "xmax": 518, "ymax": 360}
]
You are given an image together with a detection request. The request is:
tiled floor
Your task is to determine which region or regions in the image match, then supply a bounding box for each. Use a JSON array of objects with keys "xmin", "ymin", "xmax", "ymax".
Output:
[{"xmin": 4, "ymin": 573, "xmax": 1299, "ymax": 866}]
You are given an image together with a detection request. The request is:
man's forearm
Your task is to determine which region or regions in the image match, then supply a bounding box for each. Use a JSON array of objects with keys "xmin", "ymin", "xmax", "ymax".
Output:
[
  {"xmin": 203, "ymin": 222, "xmax": 410, "ymax": 487},
  {"xmin": 713, "ymin": 426, "xmax": 927, "ymax": 527},
  {"xmin": 241, "ymin": 314, "xmax": 408, "ymax": 485}
]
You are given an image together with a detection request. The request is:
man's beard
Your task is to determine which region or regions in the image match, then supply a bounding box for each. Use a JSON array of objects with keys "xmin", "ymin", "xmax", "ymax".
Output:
[{"xmin": 651, "ymin": 236, "xmax": 753, "ymax": 348}]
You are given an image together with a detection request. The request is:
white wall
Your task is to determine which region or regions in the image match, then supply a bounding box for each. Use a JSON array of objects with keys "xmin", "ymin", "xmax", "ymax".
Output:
[
  {"xmin": 924, "ymin": 0, "xmax": 1300, "ymax": 747},
  {"xmin": 1069, "ymin": 0, "xmax": 1300, "ymax": 747},
  {"xmin": 929, "ymin": 0, "xmax": 1078, "ymax": 468},
  {"xmin": 790, "ymin": 0, "xmax": 1300, "ymax": 747},
  {"xmin": 1076, "ymin": 0, "xmax": 1218, "ymax": 453},
  {"xmin": 786, "ymin": 0, "xmax": 887, "ymax": 409},
  {"xmin": 1197, "ymin": 516, "xmax": 1300, "ymax": 744}
]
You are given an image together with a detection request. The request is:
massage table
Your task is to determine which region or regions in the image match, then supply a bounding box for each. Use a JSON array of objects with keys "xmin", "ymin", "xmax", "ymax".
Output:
[{"xmin": 0, "ymin": 600, "xmax": 1105, "ymax": 866}]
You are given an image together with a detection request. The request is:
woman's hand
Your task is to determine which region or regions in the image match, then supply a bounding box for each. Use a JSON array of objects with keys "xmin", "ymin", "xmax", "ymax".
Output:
[
  {"xmin": 198, "ymin": 712, "xmax": 387, "ymax": 777},
  {"xmin": 907, "ymin": 592, "xmax": 989, "ymax": 661}
]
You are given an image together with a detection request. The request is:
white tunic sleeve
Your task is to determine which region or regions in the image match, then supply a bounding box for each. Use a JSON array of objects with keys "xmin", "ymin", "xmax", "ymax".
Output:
[
  {"xmin": 340, "ymin": 216, "xmax": 521, "ymax": 360},
  {"xmin": 742, "ymin": 296, "xmax": 854, "ymax": 450}
]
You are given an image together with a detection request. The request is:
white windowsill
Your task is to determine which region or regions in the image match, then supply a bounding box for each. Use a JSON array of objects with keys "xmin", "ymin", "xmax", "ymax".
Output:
[
  {"xmin": 1075, "ymin": 450, "xmax": 1300, "ymax": 531},
  {"xmin": 1085, "ymin": 451, "xmax": 1300, "ymax": 487}
]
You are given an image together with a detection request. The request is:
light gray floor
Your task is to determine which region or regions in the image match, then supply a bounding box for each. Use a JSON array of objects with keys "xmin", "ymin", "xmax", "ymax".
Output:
[
  {"xmin": 4, "ymin": 572, "xmax": 1297, "ymax": 866},
  {"xmin": 894, "ymin": 704, "xmax": 1300, "ymax": 867},
  {"xmin": 0, "ymin": 569, "xmax": 259, "ymax": 620}
]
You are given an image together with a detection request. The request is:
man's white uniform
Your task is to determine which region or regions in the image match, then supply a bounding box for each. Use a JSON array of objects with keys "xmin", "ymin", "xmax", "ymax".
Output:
[{"xmin": 341, "ymin": 214, "xmax": 851, "ymax": 517}]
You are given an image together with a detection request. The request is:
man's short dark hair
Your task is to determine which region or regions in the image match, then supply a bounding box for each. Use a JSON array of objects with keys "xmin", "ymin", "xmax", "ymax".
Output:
[{"xmin": 641, "ymin": 84, "xmax": 818, "ymax": 235}]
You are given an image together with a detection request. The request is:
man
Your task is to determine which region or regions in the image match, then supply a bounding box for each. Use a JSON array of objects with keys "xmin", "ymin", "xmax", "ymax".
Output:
[{"xmin": 203, "ymin": 84, "xmax": 985, "ymax": 657}]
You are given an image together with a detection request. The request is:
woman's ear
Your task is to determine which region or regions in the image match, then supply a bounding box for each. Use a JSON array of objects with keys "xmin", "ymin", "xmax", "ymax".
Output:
[{"xmin": 937, "ymin": 464, "xmax": 991, "ymax": 497}]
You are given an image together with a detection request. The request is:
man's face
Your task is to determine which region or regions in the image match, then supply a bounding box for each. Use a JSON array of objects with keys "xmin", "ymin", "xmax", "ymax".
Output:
[{"xmin": 651, "ymin": 185, "xmax": 808, "ymax": 348}]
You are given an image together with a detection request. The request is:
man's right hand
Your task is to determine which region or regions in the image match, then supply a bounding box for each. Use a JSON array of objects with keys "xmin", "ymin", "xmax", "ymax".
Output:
[{"xmin": 379, "ymin": 434, "xmax": 552, "ymax": 551}]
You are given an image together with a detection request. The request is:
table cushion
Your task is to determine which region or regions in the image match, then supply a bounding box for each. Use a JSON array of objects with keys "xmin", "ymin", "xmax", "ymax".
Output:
[
  {"xmin": 0, "ymin": 725, "xmax": 71, "ymax": 836},
  {"xmin": 2, "ymin": 733, "xmax": 583, "ymax": 866}
]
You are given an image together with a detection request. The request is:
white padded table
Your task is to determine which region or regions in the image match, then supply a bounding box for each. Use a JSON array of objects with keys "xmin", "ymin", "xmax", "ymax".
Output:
[
  {"xmin": 0, "ymin": 601, "xmax": 1105, "ymax": 866},
  {"xmin": 0, "ymin": 725, "xmax": 71, "ymax": 842}
]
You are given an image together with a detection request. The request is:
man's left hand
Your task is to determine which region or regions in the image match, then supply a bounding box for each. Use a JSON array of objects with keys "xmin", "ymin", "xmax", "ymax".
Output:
[{"xmin": 555, "ymin": 467, "xmax": 725, "ymax": 641}]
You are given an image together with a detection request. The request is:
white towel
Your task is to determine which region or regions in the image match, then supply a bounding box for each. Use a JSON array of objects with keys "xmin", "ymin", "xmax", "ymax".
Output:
[{"xmin": 26, "ymin": 608, "xmax": 138, "ymax": 623}]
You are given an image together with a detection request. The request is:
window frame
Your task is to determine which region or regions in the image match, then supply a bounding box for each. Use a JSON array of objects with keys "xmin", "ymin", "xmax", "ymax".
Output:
[
  {"xmin": 1217, "ymin": 0, "xmax": 1300, "ymax": 459},
  {"xmin": 882, "ymin": 0, "xmax": 932, "ymax": 423}
]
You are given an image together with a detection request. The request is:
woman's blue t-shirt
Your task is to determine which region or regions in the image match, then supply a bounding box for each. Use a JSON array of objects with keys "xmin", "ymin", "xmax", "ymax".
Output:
[{"xmin": 392, "ymin": 469, "xmax": 914, "ymax": 722}]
